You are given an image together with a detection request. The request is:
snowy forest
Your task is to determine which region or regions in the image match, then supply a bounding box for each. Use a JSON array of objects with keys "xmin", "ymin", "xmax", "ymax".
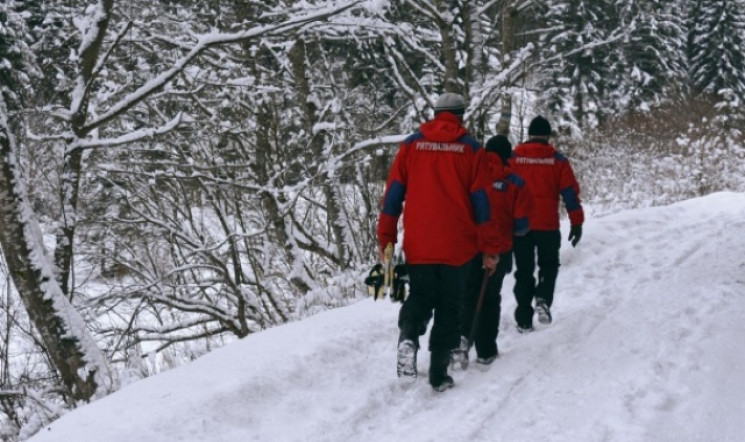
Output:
[{"xmin": 0, "ymin": 0, "xmax": 743, "ymax": 440}]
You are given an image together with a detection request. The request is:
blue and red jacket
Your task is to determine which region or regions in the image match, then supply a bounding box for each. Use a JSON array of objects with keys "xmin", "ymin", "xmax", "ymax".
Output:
[
  {"xmin": 486, "ymin": 152, "xmax": 533, "ymax": 246},
  {"xmin": 508, "ymin": 139, "xmax": 584, "ymax": 231},
  {"xmin": 377, "ymin": 112, "xmax": 509, "ymax": 266}
]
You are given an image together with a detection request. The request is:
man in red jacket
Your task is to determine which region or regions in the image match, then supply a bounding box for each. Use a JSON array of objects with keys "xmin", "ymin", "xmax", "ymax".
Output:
[
  {"xmin": 508, "ymin": 116, "xmax": 584, "ymax": 332},
  {"xmin": 377, "ymin": 93, "xmax": 508, "ymax": 391},
  {"xmin": 451, "ymin": 134, "xmax": 533, "ymax": 369}
]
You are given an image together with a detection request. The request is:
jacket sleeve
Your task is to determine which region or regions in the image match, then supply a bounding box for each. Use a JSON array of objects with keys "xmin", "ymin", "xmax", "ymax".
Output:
[
  {"xmin": 512, "ymin": 179, "xmax": 533, "ymax": 236},
  {"xmin": 377, "ymin": 144, "xmax": 408, "ymax": 248},
  {"xmin": 558, "ymin": 160, "xmax": 584, "ymax": 227},
  {"xmin": 491, "ymin": 189, "xmax": 514, "ymax": 252},
  {"xmin": 470, "ymin": 149, "xmax": 510, "ymax": 255}
]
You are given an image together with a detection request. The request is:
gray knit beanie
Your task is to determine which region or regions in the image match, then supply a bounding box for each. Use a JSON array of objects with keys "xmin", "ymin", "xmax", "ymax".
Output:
[{"xmin": 434, "ymin": 93, "xmax": 466, "ymax": 116}]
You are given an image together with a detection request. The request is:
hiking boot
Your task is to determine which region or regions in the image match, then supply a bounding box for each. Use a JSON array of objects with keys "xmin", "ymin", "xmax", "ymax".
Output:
[
  {"xmin": 535, "ymin": 299, "xmax": 552, "ymax": 324},
  {"xmin": 476, "ymin": 343, "xmax": 498, "ymax": 365},
  {"xmin": 449, "ymin": 335, "xmax": 470, "ymax": 371},
  {"xmin": 431, "ymin": 375, "xmax": 455, "ymax": 392},
  {"xmin": 397, "ymin": 340, "xmax": 417, "ymax": 380},
  {"xmin": 517, "ymin": 324, "xmax": 533, "ymax": 334},
  {"xmin": 429, "ymin": 348, "xmax": 453, "ymax": 391},
  {"xmin": 476, "ymin": 355, "xmax": 498, "ymax": 365}
]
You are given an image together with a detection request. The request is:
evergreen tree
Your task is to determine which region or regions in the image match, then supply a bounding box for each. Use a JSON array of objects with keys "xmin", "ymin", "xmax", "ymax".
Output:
[
  {"xmin": 606, "ymin": 0, "xmax": 687, "ymax": 113},
  {"xmin": 688, "ymin": 0, "xmax": 745, "ymax": 112},
  {"xmin": 0, "ymin": 1, "xmax": 37, "ymax": 112},
  {"xmin": 537, "ymin": 0, "xmax": 615, "ymax": 133}
]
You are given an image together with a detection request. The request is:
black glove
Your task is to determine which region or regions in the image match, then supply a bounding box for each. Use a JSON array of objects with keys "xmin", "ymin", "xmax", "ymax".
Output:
[
  {"xmin": 391, "ymin": 263, "xmax": 409, "ymax": 303},
  {"xmin": 568, "ymin": 224, "xmax": 582, "ymax": 247},
  {"xmin": 365, "ymin": 264, "xmax": 385, "ymax": 300}
]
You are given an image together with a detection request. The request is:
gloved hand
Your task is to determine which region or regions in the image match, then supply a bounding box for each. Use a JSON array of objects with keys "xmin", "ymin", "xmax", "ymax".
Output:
[
  {"xmin": 482, "ymin": 254, "xmax": 499, "ymax": 275},
  {"xmin": 568, "ymin": 224, "xmax": 582, "ymax": 247}
]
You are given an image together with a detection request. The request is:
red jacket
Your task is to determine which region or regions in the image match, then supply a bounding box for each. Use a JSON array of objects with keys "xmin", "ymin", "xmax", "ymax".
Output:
[
  {"xmin": 377, "ymin": 113, "xmax": 509, "ymax": 266},
  {"xmin": 486, "ymin": 153, "xmax": 534, "ymax": 247},
  {"xmin": 508, "ymin": 139, "xmax": 584, "ymax": 231}
]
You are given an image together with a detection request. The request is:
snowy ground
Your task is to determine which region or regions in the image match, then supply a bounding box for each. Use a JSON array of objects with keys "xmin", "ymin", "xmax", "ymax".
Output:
[{"xmin": 28, "ymin": 192, "xmax": 745, "ymax": 442}]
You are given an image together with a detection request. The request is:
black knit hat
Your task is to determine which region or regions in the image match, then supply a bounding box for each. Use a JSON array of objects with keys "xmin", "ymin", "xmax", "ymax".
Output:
[
  {"xmin": 528, "ymin": 115, "xmax": 552, "ymax": 137},
  {"xmin": 434, "ymin": 93, "xmax": 466, "ymax": 116},
  {"xmin": 485, "ymin": 135, "xmax": 512, "ymax": 164}
]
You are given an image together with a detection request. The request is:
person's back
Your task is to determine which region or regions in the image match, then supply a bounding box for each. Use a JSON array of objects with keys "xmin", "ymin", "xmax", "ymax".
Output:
[
  {"xmin": 485, "ymin": 146, "xmax": 532, "ymax": 241},
  {"xmin": 379, "ymin": 110, "xmax": 492, "ymax": 265},
  {"xmin": 510, "ymin": 138, "xmax": 582, "ymax": 231},
  {"xmin": 506, "ymin": 116, "xmax": 583, "ymax": 332},
  {"xmin": 451, "ymin": 134, "xmax": 533, "ymax": 369},
  {"xmin": 377, "ymin": 93, "xmax": 505, "ymax": 391}
]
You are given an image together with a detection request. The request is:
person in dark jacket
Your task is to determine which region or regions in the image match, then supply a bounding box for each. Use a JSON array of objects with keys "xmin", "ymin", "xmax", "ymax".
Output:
[
  {"xmin": 508, "ymin": 116, "xmax": 584, "ymax": 332},
  {"xmin": 451, "ymin": 135, "xmax": 533, "ymax": 369},
  {"xmin": 377, "ymin": 93, "xmax": 509, "ymax": 391}
]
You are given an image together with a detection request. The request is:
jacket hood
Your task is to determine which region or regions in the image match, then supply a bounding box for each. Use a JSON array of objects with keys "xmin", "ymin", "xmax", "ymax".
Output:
[
  {"xmin": 514, "ymin": 139, "xmax": 557, "ymax": 158},
  {"xmin": 419, "ymin": 112, "xmax": 468, "ymax": 142}
]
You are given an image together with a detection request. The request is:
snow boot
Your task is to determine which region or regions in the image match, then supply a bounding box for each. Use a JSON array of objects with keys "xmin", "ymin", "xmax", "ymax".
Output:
[
  {"xmin": 429, "ymin": 349, "xmax": 454, "ymax": 392},
  {"xmin": 432, "ymin": 375, "xmax": 455, "ymax": 392},
  {"xmin": 397, "ymin": 340, "xmax": 418, "ymax": 380},
  {"xmin": 476, "ymin": 343, "xmax": 498, "ymax": 365},
  {"xmin": 449, "ymin": 335, "xmax": 470, "ymax": 371},
  {"xmin": 476, "ymin": 354, "xmax": 498, "ymax": 365},
  {"xmin": 535, "ymin": 299, "xmax": 552, "ymax": 324},
  {"xmin": 517, "ymin": 324, "xmax": 533, "ymax": 334}
]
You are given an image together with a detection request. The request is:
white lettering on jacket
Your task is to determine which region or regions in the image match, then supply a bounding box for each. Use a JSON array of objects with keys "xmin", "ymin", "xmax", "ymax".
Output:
[
  {"xmin": 415, "ymin": 142, "xmax": 465, "ymax": 153},
  {"xmin": 514, "ymin": 157, "xmax": 555, "ymax": 165}
]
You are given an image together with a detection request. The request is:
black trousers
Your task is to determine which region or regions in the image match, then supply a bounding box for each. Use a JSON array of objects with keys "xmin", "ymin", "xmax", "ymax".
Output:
[
  {"xmin": 512, "ymin": 230, "xmax": 561, "ymax": 328},
  {"xmin": 398, "ymin": 258, "xmax": 473, "ymax": 352},
  {"xmin": 461, "ymin": 253, "xmax": 512, "ymax": 359}
]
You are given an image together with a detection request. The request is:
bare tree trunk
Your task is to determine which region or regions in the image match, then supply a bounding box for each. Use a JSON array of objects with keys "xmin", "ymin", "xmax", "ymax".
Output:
[
  {"xmin": 55, "ymin": 148, "xmax": 83, "ymax": 300},
  {"xmin": 437, "ymin": 1, "xmax": 461, "ymax": 92},
  {"xmin": 54, "ymin": 0, "xmax": 114, "ymax": 301},
  {"xmin": 253, "ymin": 106, "xmax": 313, "ymax": 294},
  {"xmin": 0, "ymin": 111, "xmax": 112, "ymax": 402},
  {"xmin": 1, "ymin": 266, "xmax": 11, "ymax": 387},
  {"xmin": 0, "ymin": 0, "xmax": 116, "ymax": 402},
  {"xmin": 289, "ymin": 39, "xmax": 347, "ymax": 266},
  {"xmin": 496, "ymin": 1, "xmax": 518, "ymax": 136},
  {"xmin": 463, "ymin": 1, "xmax": 483, "ymax": 135},
  {"xmin": 463, "ymin": 2, "xmax": 479, "ymax": 100}
]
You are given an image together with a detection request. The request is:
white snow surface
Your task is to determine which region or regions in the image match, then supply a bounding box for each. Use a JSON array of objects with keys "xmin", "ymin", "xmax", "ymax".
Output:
[{"xmin": 29, "ymin": 192, "xmax": 745, "ymax": 442}]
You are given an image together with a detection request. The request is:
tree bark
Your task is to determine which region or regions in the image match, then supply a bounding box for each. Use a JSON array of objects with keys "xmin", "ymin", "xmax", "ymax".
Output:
[
  {"xmin": 0, "ymin": 112, "xmax": 111, "ymax": 402},
  {"xmin": 289, "ymin": 39, "xmax": 347, "ymax": 266},
  {"xmin": 437, "ymin": 1, "xmax": 461, "ymax": 92},
  {"xmin": 496, "ymin": 2, "xmax": 518, "ymax": 136}
]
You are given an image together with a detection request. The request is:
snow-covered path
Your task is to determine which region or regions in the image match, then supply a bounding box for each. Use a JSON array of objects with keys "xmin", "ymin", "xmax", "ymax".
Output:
[{"xmin": 29, "ymin": 192, "xmax": 745, "ymax": 442}]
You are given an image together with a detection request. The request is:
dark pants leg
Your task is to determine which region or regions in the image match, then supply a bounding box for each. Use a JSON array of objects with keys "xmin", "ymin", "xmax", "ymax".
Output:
[
  {"xmin": 513, "ymin": 233, "xmax": 536, "ymax": 328},
  {"xmin": 460, "ymin": 255, "xmax": 485, "ymax": 341},
  {"xmin": 462, "ymin": 253, "xmax": 511, "ymax": 357},
  {"xmin": 398, "ymin": 261, "xmax": 470, "ymax": 353},
  {"xmin": 534, "ymin": 230, "xmax": 561, "ymax": 307},
  {"xmin": 467, "ymin": 253, "xmax": 510, "ymax": 359}
]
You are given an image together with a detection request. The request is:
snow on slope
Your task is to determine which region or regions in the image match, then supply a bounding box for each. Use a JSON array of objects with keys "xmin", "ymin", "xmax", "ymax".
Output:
[{"xmin": 29, "ymin": 192, "xmax": 745, "ymax": 442}]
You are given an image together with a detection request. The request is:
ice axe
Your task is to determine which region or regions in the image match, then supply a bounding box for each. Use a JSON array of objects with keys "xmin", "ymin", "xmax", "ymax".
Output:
[{"xmin": 467, "ymin": 269, "xmax": 491, "ymax": 349}]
